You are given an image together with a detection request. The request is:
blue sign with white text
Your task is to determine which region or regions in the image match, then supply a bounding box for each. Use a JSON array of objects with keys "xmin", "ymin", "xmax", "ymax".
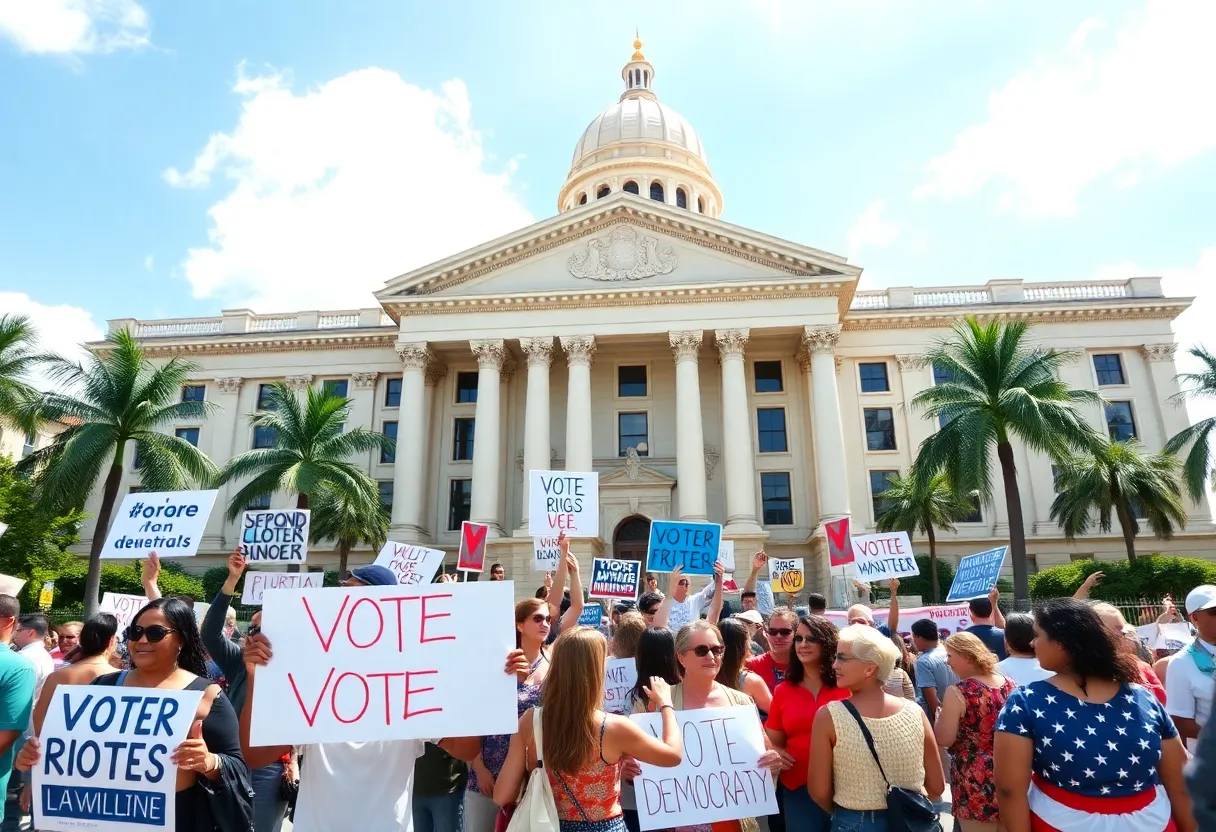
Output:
[
  {"xmin": 945, "ymin": 546, "xmax": 1008, "ymax": 603},
  {"xmin": 645, "ymin": 521, "xmax": 722, "ymax": 575},
  {"xmin": 579, "ymin": 603, "xmax": 605, "ymax": 627}
]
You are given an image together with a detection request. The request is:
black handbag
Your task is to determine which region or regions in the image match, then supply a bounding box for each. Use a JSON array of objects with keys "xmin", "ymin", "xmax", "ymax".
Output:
[{"xmin": 841, "ymin": 700, "xmax": 942, "ymax": 832}]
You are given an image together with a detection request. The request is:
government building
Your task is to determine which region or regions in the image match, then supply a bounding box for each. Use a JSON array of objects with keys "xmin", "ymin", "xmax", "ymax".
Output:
[{"xmin": 80, "ymin": 41, "xmax": 1213, "ymax": 596}]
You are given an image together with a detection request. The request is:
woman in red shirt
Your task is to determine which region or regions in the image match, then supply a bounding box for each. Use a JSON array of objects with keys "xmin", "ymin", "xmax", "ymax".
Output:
[{"xmin": 765, "ymin": 615, "xmax": 849, "ymax": 832}]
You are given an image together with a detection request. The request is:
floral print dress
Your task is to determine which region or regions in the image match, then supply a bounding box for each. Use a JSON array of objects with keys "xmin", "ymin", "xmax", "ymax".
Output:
[{"xmin": 949, "ymin": 677, "xmax": 1016, "ymax": 822}]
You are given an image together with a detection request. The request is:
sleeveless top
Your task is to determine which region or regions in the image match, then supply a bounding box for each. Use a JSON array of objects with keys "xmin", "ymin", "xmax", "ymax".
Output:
[
  {"xmin": 546, "ymin": 714, "xmax": 622, "ymax": 821},
  {"xmin": 468, "ymin": 657, "xmax": 546, "ymax": 791},
  {"xmin": 827, "ymin": 698, "xmax": 927, "ymax": 811}
]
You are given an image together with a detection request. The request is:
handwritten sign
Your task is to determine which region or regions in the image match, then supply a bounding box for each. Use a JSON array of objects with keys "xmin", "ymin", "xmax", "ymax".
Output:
[
  {"xmin": 604, "ymin": 657, "xmax": 638, "ymax": 715},
  {"xmin": 769, "ymin": 558, "xmax": 805, "ymax": 594},
  {"xmin": 457, "ymin": 522, "xmax": 488, "ymax": 572},
  {"xmin": 528, "ymin": 471, "xmax": 600, "ymax": 538},
  {"xmin": 1137, "ymin": 622, "xmax": 1192, "ymax": 654},
  {"xmin": 590, "ymin": 558, "xmax": 641, "ymax": 601},
  {"xmin": 945, "ymin": 546, "xmax": 1007, "ymax": 602},
  {"xmin": 33, "ymin": 684, "xmax": 203, "ymax": 832},
  {"xmin": 101, "ymin": 490, "xmax": 217, "ymax": 559},
  {"xmin": 243, "ymin": 572, "xmax": 326, "ymax": 606},
  {"xmin": 240, "ymin": 509, "xmax": 311, "ymax": 563},
  {"xmin": 646, "ymin": 521, "xmax": 721, "ymax": 575},
  {"xmin": 825, "ymin": 517, "xmax": 854, "ymax": 567},
  {"xmin": 250, "ymin": 581, "xmax": 517, "ymax": 746},
  {"xmin": 374, "ymin": 542, "xmax": 446, "ymax": 586},
  {"xmin": 533, "ymin": 536, "xmax": 562, "ymax": 572},
  {"xmin": 823, "ymin": 603, "xmax": 972, "ymax": 640},
  {"xmin": 579, "ymin": 603, "xmax": 605, "ymax": 627},
  {"xmin": 850, "ymin": 531, "xmax": 919, "ymax": 581},
  {"xmin": 717, "ymin": 540, "xmax": 735, "ymax": 572},
  {"xmin": 631, "ymin": 705, "xmax": 777, "ymax": 829},
  {"xmin": 99, "ymin": 593, "xmax": 148, "ymax": 633}
]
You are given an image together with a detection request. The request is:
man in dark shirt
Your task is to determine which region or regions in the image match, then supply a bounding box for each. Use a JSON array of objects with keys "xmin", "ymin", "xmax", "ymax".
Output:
[{"xmin": 965, "ymin": 588, "xmax": 1008, "ymax": 660}]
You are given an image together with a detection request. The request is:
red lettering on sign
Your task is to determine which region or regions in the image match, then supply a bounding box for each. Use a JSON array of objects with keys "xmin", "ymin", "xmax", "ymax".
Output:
[
  {"xmin": 331, "ymin": 672, "xmax": 371, "ymax": 724},
  {"xmin": 380, "ymin": 595, "xmax": 421, "ymax": 651},
  {"xmin": 302, "ymin": 595, "xmax": 350, "ymax": 653},
  {"xmin": 367, "ymin": 671, "xmax": 406, "ymax": 725},
  {"xmin": 346, "ymin": 596, "xmax": 386, "ymax": 649},
  {"xmin": 404, "ymin": 670, "xmax": 442, "ymax": 719},
  {"xmin": 288, "ymin": 667, "xmax": 334, "ymax": 727},
  {"xmin": 420, "ymin": 594, "xmax": 455, "ymax": 643}
]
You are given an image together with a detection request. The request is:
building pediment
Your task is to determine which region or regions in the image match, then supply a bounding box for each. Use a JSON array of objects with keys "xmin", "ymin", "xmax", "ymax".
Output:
[{"xmin": 600, "ymin": 457, "xmax": 677, "ymax": 489}]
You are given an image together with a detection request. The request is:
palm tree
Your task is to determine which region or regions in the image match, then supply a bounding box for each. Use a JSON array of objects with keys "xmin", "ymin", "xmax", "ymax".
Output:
[
  {"xmin": 309, "ymin": 485, "xmax": 391, "ymax": 576},
  {"xmin": 912, "ymin": 317, "xmax": 1101, "ymax": 603},
  {"xmin": 21, "ymin": 330, "xmax": 218, "ymax": 614},
  {"xmin": 0, "ymin": 314, "xmax": 41, "ymax": 434},
  {"xmin": 1050, "ymin": 439, "xmax": 1188, "ymax": 563},
  {"xmin": 874, "ymin": 468, "xmax": 977, "ymax": 603},
  {"xmin": 1165, "ymin": 345, "xmax": 1216, "ymax": 503}
]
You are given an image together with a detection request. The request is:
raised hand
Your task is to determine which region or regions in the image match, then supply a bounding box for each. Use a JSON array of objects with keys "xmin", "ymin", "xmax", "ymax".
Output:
[
  {"xmin": 243, "ymin": 633, "xmax": 273, "ymax": 669},
  {"xmin": 752, "ymin": 552, "xmax": 768, "ymax": 572},
  {"xmin": 666, "ymin": 564, "xmax": 685, "ymax": 594},
  {"xmin": 141, "ymin": 552, "xmax": 161, "ymax": 587},
  {"xmin": 227, "ymin": 550, "xmax": 247, "ymax": 581},
  {"xmin": 713, "ymin": 561, "xmax": 725, "ymax": 585}
]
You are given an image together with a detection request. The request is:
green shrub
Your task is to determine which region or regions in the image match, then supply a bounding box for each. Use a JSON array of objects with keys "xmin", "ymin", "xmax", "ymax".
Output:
[
  {"xmin": 1029, "ymin": 555, "xmax": 1216, "ymax": 601},
  {"xmin": 38, "ymin": 560, "xmax": 205, "ymax": 610}
]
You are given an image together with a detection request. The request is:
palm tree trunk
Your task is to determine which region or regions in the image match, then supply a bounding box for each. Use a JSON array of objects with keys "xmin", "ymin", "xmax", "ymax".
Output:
[
  {"xmin": 997, "ymin": 440, "xmax": 1030, "ymax": 604},
  {"xmin": 1115, "ymin": 501, "xmax": 1138, "ymax": 563},
  {"xmin": 84, "ymin": 459, "xmax": 125, "ymax": 616},
  {"xmin": 289, "ymin": 493, "xmax": 310, "ymax": 574},
  {"xmin": 338, "ymin": 541, "xmax": 351, "ymax": 577},
  {"xmin": 927, "ymin": 523, "xmax": 940, "ymax": 604}
]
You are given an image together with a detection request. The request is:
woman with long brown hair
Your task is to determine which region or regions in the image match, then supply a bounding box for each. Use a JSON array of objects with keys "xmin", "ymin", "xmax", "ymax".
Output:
[{"xmin": 494, "ymin": 627, "xmax": 683, "ymax": 832}]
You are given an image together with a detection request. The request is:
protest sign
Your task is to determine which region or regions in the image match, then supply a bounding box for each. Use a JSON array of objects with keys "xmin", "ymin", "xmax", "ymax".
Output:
[
  {"xmin": 769, "ymin": 558, "xmax": 805, "ymax": 594},
  {"xmin": 850, "ymin": 531, "xmax": 919, "ymax": 581},
  {"xmin": 604, "ymin": 657, "xmax": 638, "ymax": 715},
  {"xmin": 589, "ymin": 558, "xmax": 641, "ymax": 601},
  {"xmin": 533, "ymin": 536, "xmax": 562, "ymax": 572},
  {"xmin": 39, "ymin": 581, "xmax": 54, "ymax": 610},
  {"xmin": 240, "ymin": 509, "xmax": 310, "ymax": 564},
  {"xmin": 945, "ymin": 547, "xmax": 1008, "ymax": 603},
  {"xmin": 0, "ymin": 573, "xmax": 26, "ymax": 597},
  {"xmin": 250, "ymin": 581, "xmax": 517, "ymax": 746},
  {"xmin": 528, "ymin": 471, "xmax": 600, "ymax": 538},
  {"xmin": 823, "ymin": 603, "xmax": 972, "ymax": 640},
  {"xmin": 646, "ymin": 521, "xmax": 721, "ymax": 575},
  {"xmin": 99, "ymin": 593, "xmax": 148, "ymax": 633},
  {"xmin": 825, "ymin": 517, "xmax": 854, "ymax": 567},
  {"xmin": 717, "ymin": 540, "xmax": 735, "ymax": 572},
  {"xmin": 1137, "ymin": 622, "xmax": 1192, "ymax": 654},
  {"xmin": 374, "ymin": 542, "xmax": 446, "ymax": 586},
  {"xmin": 631, "ymin": 705, "xmax": 777, "ymax": 830},
  {"xmin": 243, "ymin": 572, "xmax": 326, "ymax": 606},
  {"xmin": 579, "ymin": 602, "xmax": 605, "ymax": 627},
  {"xmin": 33, "ymin": 684, "xmax": 203, "ymax": 832},
  {"xmin": 457, "ymin": 522, "xmax": 488, "ymax": 572},
  {"xmin": 100, "ymin": 490, "xmax": 217, "ymax": 559}
]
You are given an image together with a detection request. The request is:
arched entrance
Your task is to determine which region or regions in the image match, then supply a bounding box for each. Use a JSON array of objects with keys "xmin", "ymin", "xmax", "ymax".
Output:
[{"xmin": 613, "ymin": 515, "xmax": 650, "ymax": 561}]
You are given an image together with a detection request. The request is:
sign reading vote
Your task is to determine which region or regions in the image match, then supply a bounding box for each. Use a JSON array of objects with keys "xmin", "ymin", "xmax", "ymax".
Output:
[
  {"xmin": 850, "ymin": 531, "xmax": 919, "ymax": 581},
  {"xmin": 604, "ymin": 657, "xmax": 638, "ymax": 715},
  {"xmin": 243, "ymin": 572, "xmax": 326, "ymax": 606},
  {"xmin": 589, "ymin": 558, "xmax": 641, "ymax": 601},
  {"xmin": 646, "ymin": 521, "xmax": 722, "ymax": 575},
  {"xmin": 101, "ymin": 490, "xmax": 217, "ymax": 559},
  {"xmin": 528, "ymin": 471, "xmax": 600, "ymax": 538},
  {"xmin": 240, "ymin": 509, "xmax": 311, "ymax": 563},
  {"xmin": 99, "ymin": 593, "xmax": 148, "ymax": 633},
  {"xmin": 250, "ymin": 581, "xmax": 517, "ymax": 746},
  {"xmin": 374, "ymin": 542, "xmax": 445, "ymax": 586},
  {"xmin": 630, "ymin": 705, "xmax": 777, "ymax": 830},
  {"xmin": 945, "ymin": 546, "xmax": 1008, "ymax": 603},
  {"xmin": 33, "ymin": 684, "xmax": 203, "ymax": 832}
]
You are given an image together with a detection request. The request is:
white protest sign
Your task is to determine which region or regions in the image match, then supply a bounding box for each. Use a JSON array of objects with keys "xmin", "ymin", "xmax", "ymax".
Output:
[
  {"xmin": 374, "ymin": 541, "xmax": 446, "ymax": 586},
  {"xmin": 33, "ymin": 684, "xmax": 203, "ymax": 832},
  {"xmin": 823, "ymin": 603, "xmax": 973, "ymax": 639},
  {"xmin": 99, "ymin": 593, "xmax": 148, "ymax": 632},
  {"xmin": 240, "ymin": 509, "xmax": 310, "ymax": 564},
  {"xmin": 850, "ymin": 531, "xmax": 919, "ymax": 581},
  {"xmin": 528, "ymin": 471, "xmax": 599, "ymax": 538},
  {"xmin": 631, "ymin": 705, "xmax": 777, "ymax": 830},
  {"xmin": 717, "ymin": 539, "xmax": 735, "ymax": 572},
  {"xmin": 604, "ymin": 657, "xmax": 637, "ymax": 715},
  {"xmin": 533, "ymin": 536, "xmax": 562, "ymax": 572},
  {"xmin": 101, "ymin": 490, "xmax": 217, "ymax": 559},
  {"xmin": 243, "ymin": 572, "xmax": 326, "ymax": 606},
  {"xmin": 251, "ymin": 581, "xmax": 518, "ymax": 746},
  {"xmin": 0, "ymin": 573, "xmax": 26, "ymax": 597}
]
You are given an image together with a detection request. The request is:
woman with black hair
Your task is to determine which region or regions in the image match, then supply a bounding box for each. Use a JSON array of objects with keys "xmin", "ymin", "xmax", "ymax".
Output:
[
  {"xmin": 716, "ymin": 618, "xmax": 773, "ymax": 714},
  {"xmin": 995, "ymin": 598, "xmax": 1195, "ymax": 832},
  {"xmin": 621, "ymin": 627, "xmax": 683, "ymax": 832}
]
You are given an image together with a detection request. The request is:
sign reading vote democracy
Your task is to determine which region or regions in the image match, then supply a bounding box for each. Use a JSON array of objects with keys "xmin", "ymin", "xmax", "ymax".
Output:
[
  {"xmin": 646, "ymin": 521, "xmax": 722, "ymax": 575},
  {"xmin": 850, "ymin": 531, "xmax": 919, "ymax": 581},
  {"xmin": 630, "ymin": 705, "xmax": 777, "ymax": 830},
  {"xmin": 243, "ymin": 572, "xmax": 325, "ymax": 606},
  {"xmin": 528, "ymin": 471, "xmax": 600, "ymax": 537},
  {"xmin": 240, "ymin": 509, "xmax": 311, "ymax": 563},
  {"xmin": 33, "ymin": 684, "xmax": 203, "ymax": 832},
  {"xmin": 101, "ymin": 491, "xmax": 217, "ymax": 559},
  {"xmin": 374, "ymin": 542, "xmax": 445, "ymax": 586},
  {"xmin": 945, "ymin": 546, "xmax": 1008, "ymax": 602},
  {"xmin": 589, "ymin": 558, "xmax": 641, "ymax": 600},
  {"xmin": 604, "ymin": 657, "xmax": 638, "ymax": 715},
  {"xmin": 250, "ymin": 581, "xmax": 517, "ymax": 746}
]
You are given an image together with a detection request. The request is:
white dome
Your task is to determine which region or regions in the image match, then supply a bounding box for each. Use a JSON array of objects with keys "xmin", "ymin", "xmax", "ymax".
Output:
[{"xmin": 571, "ymin": 97, "xmax": 707, "ymax": 168}]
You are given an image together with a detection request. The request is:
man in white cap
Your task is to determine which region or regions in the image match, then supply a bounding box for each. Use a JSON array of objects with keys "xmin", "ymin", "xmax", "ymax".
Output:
[
  {"xmin": 734, "ymin": 609, "xmax": 766, "ymax": 656},
  {"xmin": 1166, "ymin": 584, "xmax": 1216, "ymax": 749}
]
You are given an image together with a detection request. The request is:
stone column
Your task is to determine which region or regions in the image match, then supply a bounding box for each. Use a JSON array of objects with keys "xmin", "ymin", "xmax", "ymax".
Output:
[
  {"xmin": 1142, "ymin": 343, "xmax": 1208, "ymax": 521},
  {"xmin": 895, "ymin": 355, "xmax": 934, "ymax": 455},
  {"xmin": 519, "ymin": 338, "xmax": 554, "ymax": 528},
  {"xmin": 348, "ymin": 371, "xmax": 379, "ymax": 465},
  {"xmin": 470, "ymin": 340, "xmax": 505, "ymax": 537},
  {"xmin": 203, "ymin": 377, "xmax": 243, "ymax": 549},
  {"xmin": 561, "ymin": 335, "xmax": 596, "ymax": 473},
  {"xmin": 804, "ymin": 325, "xmax": 850, "ymax": 522},
  {"xmin": 421, "ymin": 363, "xmax": 446, "ymax": 537},
  {"xmin": 670, "ymin": 331, "xmax": 708, "ymax": 521},
  {"xmin": 391, "ymin": 344, "xmax": 432, "ymax": 541},
  {"xmin": 715, "ymin": 329, "xmax": 761, "ymax": 533}
]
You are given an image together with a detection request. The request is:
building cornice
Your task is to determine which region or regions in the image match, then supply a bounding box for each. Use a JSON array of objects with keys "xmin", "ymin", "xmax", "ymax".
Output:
[
  {"xmin": 841, "ymin": 297, "xmax": 1191, "ymax": 331},
  {"xmin": 119, "ymin": 329, "xmax": 398, "ymax": 358}
]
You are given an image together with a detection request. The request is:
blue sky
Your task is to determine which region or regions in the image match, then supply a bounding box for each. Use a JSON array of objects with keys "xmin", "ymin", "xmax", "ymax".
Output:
[{"xmin": 1, "ymin": 0, "xmax": 1213, "ymax": 394}]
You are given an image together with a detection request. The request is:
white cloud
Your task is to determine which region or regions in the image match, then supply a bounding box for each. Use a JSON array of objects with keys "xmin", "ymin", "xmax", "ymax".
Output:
[
  {"xmin": 164, "ymin": 65, "xmax": 535, "ymax": 312},
  {"xmin": 0, "ymin": 292, "xmax": 104, "ymax": 390},
  {"xmin": 142, "ymin": 254, "xmax": 154, "ymax": 272},
  {"xmin": 915, "ymin": 0, "xmax": 1216, "ymax": 217},
  {"xmin": 0, "ymin": 0, "xmax": 149, "ymax": 55},
  {"xmin": 846, "ymin": 199, "xmax": 904, "ymax": 256}
]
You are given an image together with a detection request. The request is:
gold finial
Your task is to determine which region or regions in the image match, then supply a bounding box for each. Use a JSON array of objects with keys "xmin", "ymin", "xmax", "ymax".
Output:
[{"xmin": 632, "ymin": 30, "xmax": 645, "ymax": 61}]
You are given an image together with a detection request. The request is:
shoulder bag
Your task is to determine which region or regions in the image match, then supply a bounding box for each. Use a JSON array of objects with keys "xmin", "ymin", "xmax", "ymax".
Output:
[{"xmin": 841, "ymin": 700, "xmax": 941, "ymax": 832}]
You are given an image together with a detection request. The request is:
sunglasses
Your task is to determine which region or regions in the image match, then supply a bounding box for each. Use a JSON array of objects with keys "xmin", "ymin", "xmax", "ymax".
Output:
[
  {"xmin": 530, "ymin": 614, "xmax": 552, "ymax": 625},
  {"xmin": 792, "ymin": 635, "xmax": 817, "ymax": 645},
  {"xmin": 124, "ymin": 625, "xmax": 177, "ymax": 644},
  {"xmin": 688, "ymin": 644, "xmax": 726, "ymax": 658},
  {"xmin": 767, "ymin": 627, "xmax": 793, "ymax": 638},
  {"xmin": 677, "ymin": 580, "xmax": 691, "ymax": 587}
]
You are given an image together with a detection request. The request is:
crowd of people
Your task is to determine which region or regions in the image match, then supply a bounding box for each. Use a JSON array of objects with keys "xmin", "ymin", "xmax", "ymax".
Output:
[{"xmin": 2, "ymin": 545, "xmax": 1216, "ymax": 832}]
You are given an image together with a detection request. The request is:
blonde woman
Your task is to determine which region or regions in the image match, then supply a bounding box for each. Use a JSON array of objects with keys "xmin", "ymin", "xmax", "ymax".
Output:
[{"xmin": 934, "ymin": 632, "xmax": 1013, "ymax": 832}]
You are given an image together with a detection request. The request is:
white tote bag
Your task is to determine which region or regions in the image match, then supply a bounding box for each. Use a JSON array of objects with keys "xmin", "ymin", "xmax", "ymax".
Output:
[{"xmin": 506, "ymin": 707, "xmax": 561, "ymax": 832}]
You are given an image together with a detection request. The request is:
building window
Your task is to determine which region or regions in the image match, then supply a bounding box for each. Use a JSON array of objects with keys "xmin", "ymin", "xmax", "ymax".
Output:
[
  {"xmin": 858, "ymin": 362, "xmax": 890, "ymax": 393},
  {"xmin": 578, "ymin": 193, "xmax": 587, "ymax": 205},
  {"xmin": 618, "ymin": 365, "xmax": 647, "ymax": 397},
  {"xmin": 870, "ymin": 470, "xmax": 897, "ymax": 517},
  {"xmin": 676, "ymin": 188, "xmax": 688, "ymax": 209},
  {"xmin": 21, "ymin": 432, "xmax": 35, "ymax": 458},
  {"xmin": 322, "ymin": 379, "xmax": 348, "ymax": 398},
  {"xmin": 618, "ymin": 412, "xmax": 649, "ymax": 457},
  {"xmin": 697, "ymin": 196, "xmax": 705, "ymax": 213},
  {"xmin": 1093, "ymin": 354, "xmax": 1125, "ymax": 386},
  {"xmin": 256, "ymin": 384, "xmax": 277, "ymax": 411},
  {"xmin": 932, "ymin": 363, "xmax": 954, "ymax": 386},
  {"xmin": 963, "ymin": 494, "xmax": 983, "ymax": 523},
  {"xmin": 597, "ymin": 185, "xmax": 611, "ymax": 199},
  {"xmin": 378, "ymin": 481, "xmax": 394, "ymax": 511},
  {"xmin": 1051, "ymin": 464, "xmax": 1063, "ymax": 493},
  {"xmin": 174, "ymin": 427, "xmax": 199, "ymax": 447},
  {"xmin": 455, "ymin": 372, "xmax": 479, "ymax": 404},
  {"xmin": 253, "ymin": 425, "xmax": 276, "ymax": 449},
  {"xmin": 864, "ymin": 407, "xmax": 897, "ymax": 451},
  {"xmin": 650, "ymin": 181, "xmax": 664, "ymax": 202},
  {"xmin": 448, "ymin": 479, "xmax": 472, "ymax": 530},
  {"xmin": 623, "ymin": 181, "xmax": 639, "ymax": 195},
  {"xmin": 181, "ymin": 385, "xmax": 206, "ymax": 403},
  {"xmin": 246, "ymin": 493, "xmax": 271, "ymax": 510},
  {"xmin": 757, "ymin": 408, "xmax": 788, "ymax": 453},
  {"xmin": 452, "ymin": 417, "xmax": 476, "ymax": 461},
  {"xmin": 385, "ymin": 377, "xmax": 402, "ymax": 408},
  {"xmin": 381, "ymin": 421, "xmax": 398, "ymax": 464},
  {"xmin": 132, "ymin": 443, "xmax": 144, "ymax": 470},
  {"xmin": 1106, "ymin": 401, "xmax": 1137, "ymax": 442},
  {"xmin": 760, "ymin": 472, "xmax": 793, "ymax": 526},
  {"xmin": 754, "ymin": 361, "xmax": 783, "ymax": 393}
]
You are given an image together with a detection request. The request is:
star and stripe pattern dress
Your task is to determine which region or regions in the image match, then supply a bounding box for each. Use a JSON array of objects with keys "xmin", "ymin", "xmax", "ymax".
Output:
[{"xmin": 996, "ymin": 680, "xmax": 1178, "ymax": 831}]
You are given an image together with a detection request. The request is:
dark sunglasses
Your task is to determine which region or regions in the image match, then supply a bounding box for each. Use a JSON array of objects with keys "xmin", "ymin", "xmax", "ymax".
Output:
[
  {"xmin": 530, "ymin": 614, "xmax": 552, "ymax": 625},
  {"xmin": 124, "ymin": 625, "xmax": 177, "ymax": 644},
  {"xmin": 689, "ymin": 644, "xmax": 726, "ymax": 658},
  {"xmin": 677, "ymin": 580, "xmax": 691, "ymax": 587},
  {"xmin": 792, "ymin": 635, "xmax": 818, "ymax": 645},
  {"xmin": 767, "ymin": 627, "xmax": 794, "ymax": 638}
]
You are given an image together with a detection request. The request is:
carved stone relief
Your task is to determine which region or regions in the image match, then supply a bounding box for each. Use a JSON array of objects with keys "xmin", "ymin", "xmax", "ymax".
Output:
[{"xmin": 567, "ymin": 224, "xmax": 678, "ymax": 282}]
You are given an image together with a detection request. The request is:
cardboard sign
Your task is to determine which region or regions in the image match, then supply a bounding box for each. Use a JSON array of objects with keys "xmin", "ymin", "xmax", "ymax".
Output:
[
  {"xmin": 528, "ymin": 471, "xmax": 599, "ymax": 538},
  {"xmin": 99, "ymin": 593, "xmax": 148, "ymax": 633},
  {"xmin": 589, "ymin": 558, "xmax": 641, "ymax": 601},
  {"xmin": 0, "ymin": 573, "xmax": 27, "ymax": 597},
  {"xmin": 631, "ymin": 705, "xmax": 777, "ymax": 829},
  {"xmin": 533, "ymin": 536, "xmax": 562, "ymax": 572},
  {"xmin": 100, "ymin": 490, "xmax": 217, "ymax": 559},
  {"xmin": 39, "ymin": 581, "xmax": 55, "ymax": 610},
  {"xmin": 243, "ymin": 572, "xmax": 326, "ymax": 606},
  {"xmin": 250, "ymin": 581, "xmax": 517, "ymax": 746},
  {"xmin": 945, "ymin": 546, "xmax": 1008, "ymax": 603},
  {"xmin": 579, "ymin": 602, "xmax": 605, "ymax": 627},
  {"xmin": 604, "ymin": 657, "xmax": 638, "ymax": 715},
  {"xmin": 717, "ymin": 540, "xmax": 735, "ymax": 572},
  {"xmin": 374, "ymin": 542, "xmax": 446, "ymax": 586},
  {"xmin": 825, "ymin": 517, "xmax": 854, "ymax": 566},
  {"xmin": 240, "ymin": 509, "xmax": 311, "ymax": 564},
  {"xmin": 850, "ymin": 531, "xmax": 919, "ymax": 581},
  {"xmin": 457, "ymin": 522, "xmax": 488, "ymax": 572},
  {"xmin": 823, "ymin": 603, "xmax": 972, "ymax": 639},
  {"xmin": 646, "ymin": 521, "xmax": 722, "ymax": 575},
  {"xmin": 33, "ymin": 684, "xmax": 203, "ymax": 832},
  {"xmin": 769, "ymin": 558, "xmax": 805, "ymax": 594}
]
